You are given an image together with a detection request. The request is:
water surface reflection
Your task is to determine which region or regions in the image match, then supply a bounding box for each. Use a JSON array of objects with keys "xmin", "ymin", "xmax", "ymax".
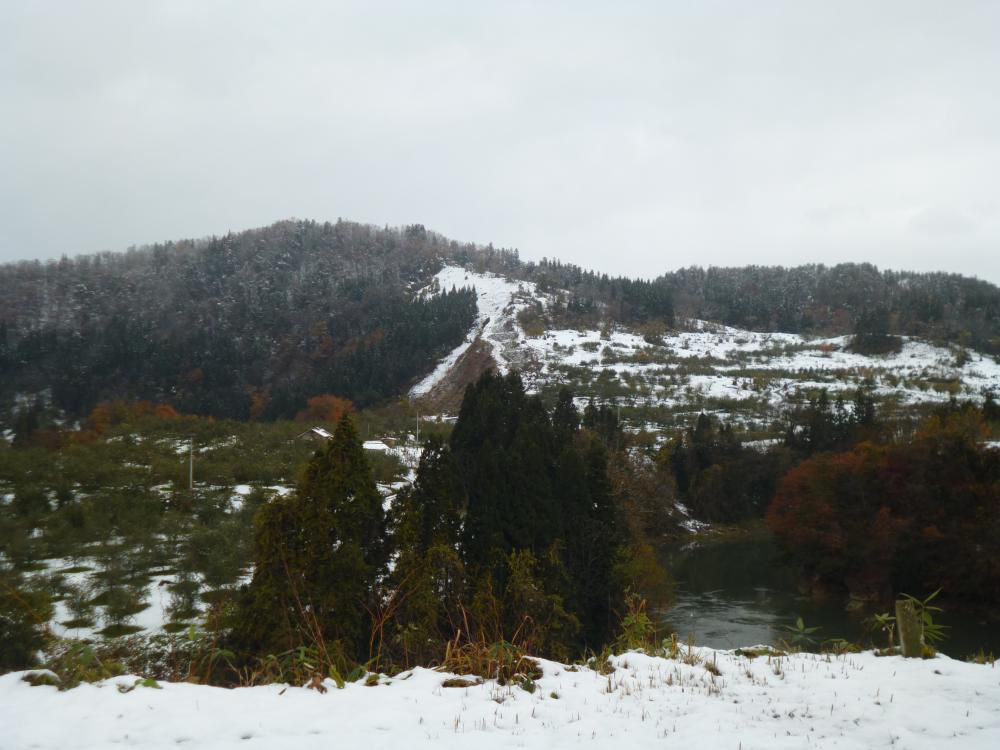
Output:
[{"xmin": 657, "ymin": 536, "xmax": 999, "ymax": 657}]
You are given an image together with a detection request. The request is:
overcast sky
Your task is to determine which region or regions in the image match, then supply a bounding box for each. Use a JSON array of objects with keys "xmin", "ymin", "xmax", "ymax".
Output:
[{"xmin": 2, "ymin": 1, "xmax": 999, "ymax": 282}]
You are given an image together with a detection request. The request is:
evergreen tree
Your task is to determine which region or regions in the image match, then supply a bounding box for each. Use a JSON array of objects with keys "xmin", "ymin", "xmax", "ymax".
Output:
[
  {"xmin": 667, "ymin": 412, "xmax": 790, "ymax": 522},
  {"xmin": 582, "ymin": 398, "xmax": 621, "ymax": 448},
  {"xmin": 565, "ymin": 430, "xmax": 623, "ymax": 647},
  {"xmin": 403, "ymin": 434, "xmax": 463, "ymax": 552},
  {"xmin": 298, "ymin": 414, "xmax": 386, "ymax": 570},
  {"xmin": 387, "ymin": 371, "xmax": 647, "ymax": 658},
  {"xmin": 387, "ymin": 435, "xmax": 466, "ymax": 667},
  {"xmin": 451, "ymin": 371, "xmax": 563, "ymax": 571},
  {"xmin": 232, "ymin": 414, "xmax": 385, "ymax": 663},
  {"xmin": 0, "ymin": 569, "xmax": 52, "ymax": 671},
  {"xmin": 0, "ymin": 320, "xmax": 8, "ymax": 371},
  {"xmin": 11, "ymin": 397, "xmax": 43, "ymax": 449},
  {"xmin": 552, "ymin": 387, "xmax": 580, "ymax": 444},
  {"xmin": 850, "ymin": 305, "xmax": 902, "ymax": 354},
  {"xmin": 452, "ymin": 372, "xmax": 628, "ymax": 650},
  {"xmin": 505, "ymin": 395, "xmax": 557, "ymax": 552}
]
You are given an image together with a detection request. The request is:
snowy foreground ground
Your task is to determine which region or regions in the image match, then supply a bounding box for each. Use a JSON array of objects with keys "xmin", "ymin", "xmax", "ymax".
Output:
[{"xmin": 3, "ymin": 649, "xmax": 998, "ymax": 749}]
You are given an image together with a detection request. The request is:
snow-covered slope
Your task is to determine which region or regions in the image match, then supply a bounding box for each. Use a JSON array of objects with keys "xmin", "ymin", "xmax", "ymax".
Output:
[
  {"xmin": 524, "ymin": 326, "xmax": 1000, "ymax": 409},
  {"xmin": 4, "ymin": 649, "xmax": 998, "ymax": 749},
  {"xmin": 410, "ymin": 266, "xmax": 538, "ymax": 398},
  {"xmin": 412, "ymin": 266, "xmax": 1000, "ymax": 419}
]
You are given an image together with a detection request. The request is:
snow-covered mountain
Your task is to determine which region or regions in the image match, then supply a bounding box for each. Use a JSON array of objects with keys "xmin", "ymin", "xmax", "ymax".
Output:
[
  {"xmin": 5, "ymin": 219, "xmax": 1000, "ymax": 428},
  {"xmin": 411, "ymin": 265, "xmax": 1000, "ymax": 424}
]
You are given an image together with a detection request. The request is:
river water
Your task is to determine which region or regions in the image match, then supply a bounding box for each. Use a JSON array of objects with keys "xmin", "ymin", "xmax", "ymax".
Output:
[{"xmin": 657, "ymin": 535, "xmax": 1000, "ymax": 659}]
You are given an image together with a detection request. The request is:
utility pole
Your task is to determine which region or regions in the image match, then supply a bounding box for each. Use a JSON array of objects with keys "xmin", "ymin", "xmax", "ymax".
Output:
[
  {"xmin": 616, "ymin": 401, "xmax": 621, "ymax": 451},
  {"xmin": 189, "ymin": 437, "xmax": 194, "ymax": 491}
]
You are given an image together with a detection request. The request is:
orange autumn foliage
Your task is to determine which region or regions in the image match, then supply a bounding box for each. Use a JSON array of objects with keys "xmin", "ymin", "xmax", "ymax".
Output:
[
  {"xmin": 248, "ymin": 388, "xmax": 272, "ymax": 421},
  {"xmin": 767, "ymin": 410, "xmax": 1000, "ymax": 603},
  {"xmin": 85, "ymin": 400, "xmax": 182, "ymax": 435},
  {"xmin": 295, "ymin": 394, "xmax": 355, "ymax": 424}
]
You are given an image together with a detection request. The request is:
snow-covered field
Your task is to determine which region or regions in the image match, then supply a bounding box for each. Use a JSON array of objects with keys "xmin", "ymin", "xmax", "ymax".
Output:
[
  {"xmin": 31, "ymin": 482, "xmax": 296, "ymax": 641},
  {"xmin": 4, "ymin": 649, "xmax": 997, "ymax": 749},
  {"xmin": 525, "ymin": 325, "xmax": 1000, "ymax": 408},
  {"xmin": 412, "ymin": 266, "xmax": 1000, "ymax": 415},
  {"xmin": 47, "ymin": 565, "xmax": 175, "ymax": 642}
]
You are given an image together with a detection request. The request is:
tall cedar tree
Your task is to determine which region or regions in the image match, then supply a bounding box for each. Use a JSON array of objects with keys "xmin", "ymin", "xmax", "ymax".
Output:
[
  {"xmin": 232, "ymin": 414, "xmax": 386, "ymax": 663},
  {"xmin": 445, "ymin": 372, "xmax": 624, "ymax": 649},
  {"xmin": 386, "ymin": 435, "xmax": 466, "ymax": 666},
  {"xmin": 451, "ymin": 371, "xmax": 556, "ymax": 571}
]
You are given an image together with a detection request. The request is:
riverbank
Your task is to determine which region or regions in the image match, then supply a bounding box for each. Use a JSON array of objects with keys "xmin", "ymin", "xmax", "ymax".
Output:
[
  {"xmin": 671, "ymin": 517, "xmax": 772, "ymax": 545},
  {"xmin": 658, "ymin": 533, "xmax": 1000, "ymax": 658},
  {"xmin": 4, "ymin": 647, "xmax": 998, "ymax": 749}
]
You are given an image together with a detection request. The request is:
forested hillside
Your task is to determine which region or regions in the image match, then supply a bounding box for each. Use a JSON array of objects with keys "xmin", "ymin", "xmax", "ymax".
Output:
[
  {"xmin": 663, "ymin": 264, "xmax": 1000, "ymax": 351},
  {"xmin": 512, "ymin": 259, "xmax": 1000, "ymax": 352},
  {"xmin": 0, "ymin": 221, "xmax": 478, "ymax": 419},
  {"xmin": 0, "ymin": 220, "xmax": 687, "ymax": 423},
  {"xmin": 3, "ymin": 218, "xmax": 1000, "ymax": 425}
]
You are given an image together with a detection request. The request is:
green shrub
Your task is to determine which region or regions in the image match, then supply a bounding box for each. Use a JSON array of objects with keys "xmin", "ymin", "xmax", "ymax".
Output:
[
  {"xmin": 613, "ymin": 592, "xmax": 655, "ymax": 652},
  {"xmin": 0, "ymin": 572, "xmax": 53, "ymax": 671},
  {"xmin": 31, "ymin": 642, "xmax": 124, "ymax": 690}
]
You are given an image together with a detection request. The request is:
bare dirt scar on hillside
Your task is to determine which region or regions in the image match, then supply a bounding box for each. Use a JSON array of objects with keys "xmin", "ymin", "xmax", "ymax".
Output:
[{"xmin": 414, "ymin": 336, "xmax": 497, "ymax": 412}]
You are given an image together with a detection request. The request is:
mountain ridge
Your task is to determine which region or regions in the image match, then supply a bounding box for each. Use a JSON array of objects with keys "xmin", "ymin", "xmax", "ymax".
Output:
[{"xmin": 2, "ymin": 218, "xmax": 999, "ymax": 426}]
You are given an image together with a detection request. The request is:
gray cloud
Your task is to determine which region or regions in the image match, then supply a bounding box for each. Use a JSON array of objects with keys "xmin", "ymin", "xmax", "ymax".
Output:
[{"xmin": 2, "ymin": 1, "xmax": 999, "ymax": 283}]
